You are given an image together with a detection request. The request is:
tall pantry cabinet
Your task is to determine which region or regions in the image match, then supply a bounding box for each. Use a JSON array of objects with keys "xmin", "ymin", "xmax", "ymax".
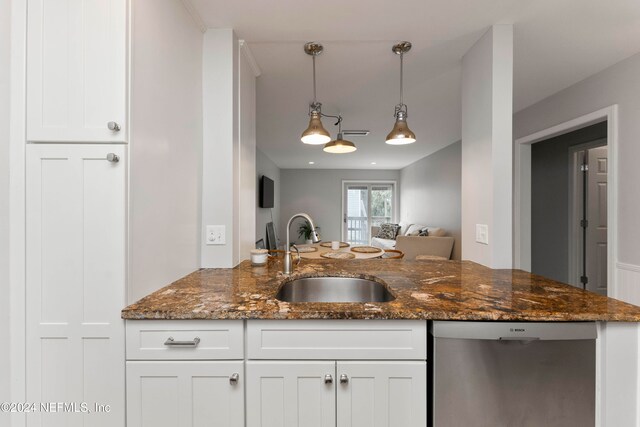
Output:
[{"xmin": 25, "ymin": 0, "xmax": 127, "ymax": 425}]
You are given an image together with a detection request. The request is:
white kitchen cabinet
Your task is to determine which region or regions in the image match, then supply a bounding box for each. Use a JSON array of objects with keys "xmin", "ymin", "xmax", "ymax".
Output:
[
  {"xmin": 26, "ymin": 0, "xmax": 127, "ymax": 142},
  {"xmin": 336, "ymin": 361, "xmax": 427, "ymax": 427},
  {"xmin": 126, "ymin": 361, "xmax": 244, "ymax": 427},
  {"xmin": 26, "ymin": 144, "xmax": 126, "ymax": 426},
  {"xmin": 246, "ymin": 361, "xmax": 336, "ymax": 427}
]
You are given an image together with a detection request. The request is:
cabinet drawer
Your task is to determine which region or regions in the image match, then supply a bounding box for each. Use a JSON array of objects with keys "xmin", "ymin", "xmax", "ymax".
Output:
[
  {"xmin": 247, "ymin": 320, "xmax": 427, "ymax": 360},
  {"xmin": 126, "ymin": 320, "xmax": 243, "ymax": 360}
]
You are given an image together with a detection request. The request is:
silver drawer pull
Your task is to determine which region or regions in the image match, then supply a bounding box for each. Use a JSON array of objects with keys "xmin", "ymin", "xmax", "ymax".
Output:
[
  {"xmin": 164, "ymin": 337, "xmax": 201, "ymax": 347},
  {"xmin": 324, "ymin": 374, "xmax": 333, "ymax": 384},
  {"xmin": 106, "ymin": 153, "xmax": 120, "ymax": 163},
  {"xmin": 107, "ymin": 121, "xmax": 121, "ymax": 132},
  {"xmin": 229, "ymin": 373, "xmax": 239, "ymax": 385},
  {"xmin": 340, "ymin": 374, "xmax": 349, "ymax": 384}
]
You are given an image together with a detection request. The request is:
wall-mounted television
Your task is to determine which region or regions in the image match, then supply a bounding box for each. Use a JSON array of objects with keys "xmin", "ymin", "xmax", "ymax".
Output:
[{"xmin": 260, "ymin": 176, "xmax": 274, "ymax": 208}]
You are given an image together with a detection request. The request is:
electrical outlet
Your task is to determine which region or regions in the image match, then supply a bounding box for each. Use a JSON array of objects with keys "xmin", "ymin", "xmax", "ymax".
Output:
[
  {"xmin": 206, "ymin": 225, "xmax": 226, "ymax": 245},
  {"xmin": 475, "ymin": 224, "xmax": 489, "ymax": 245}
]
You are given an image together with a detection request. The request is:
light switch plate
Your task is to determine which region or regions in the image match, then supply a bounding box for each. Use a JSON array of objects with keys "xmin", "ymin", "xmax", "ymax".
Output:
[
  {"xmin": 475, "ymin": 224, "xmax": 489, "ymax": 245},
  {"xmin": 206, "ymin": 225, "xmax": 226, "ymax": 245}
]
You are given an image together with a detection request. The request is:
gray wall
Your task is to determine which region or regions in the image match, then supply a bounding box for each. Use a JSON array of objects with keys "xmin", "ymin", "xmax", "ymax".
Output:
[
  {"xmin": 0, "ymin": 0, "xmax": 11, "ymax": 414},
  {"xmin": 400, "ymin": 142, "xmax": 462, "ymax": 260},
  {"xmin": 515, "ymin": 51, "xmax": 640, "ymax": 268},
  {"xmin": 280, "ymin": 169, "xmax": 401, "ymax": 245},
  {"xmin": 531, "ymin": 122, "xmax": 607, "ymax": 283},
  {"xmin": 256, "ymin": 148, "xmax": 281, "ymax": 246}
]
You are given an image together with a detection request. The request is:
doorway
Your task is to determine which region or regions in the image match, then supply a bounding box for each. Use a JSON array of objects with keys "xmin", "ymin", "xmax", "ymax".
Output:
[
  {"xmin": 530, "ymin": 122, "xmax": 607, "ymax": 292},
  {"xmin": 341, "ymin": 181, "xmax": 396, "ymax": 245},
  {"xmin": 515, "ymin": 105, "xmax": 618, "ymax": 298}
]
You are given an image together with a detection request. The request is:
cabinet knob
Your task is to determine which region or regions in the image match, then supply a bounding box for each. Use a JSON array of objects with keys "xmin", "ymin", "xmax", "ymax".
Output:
[
  {"xmin": 324, "ymin": 374, "xmax": 333, "ymax": 384},
  {"xmin": 106, "ymin": 153, "xmax": 120, "ymax": 163},
  {"xmin": 107, "ymin": 121, "xmax": 121, "ymax": 132},
  {"xmin": 340, "ymin": 374, "xmax": 349, "ymax": 384},
  {"xmin": 229, "ymin": 373, "xmax": 239, "ymax": 385}
]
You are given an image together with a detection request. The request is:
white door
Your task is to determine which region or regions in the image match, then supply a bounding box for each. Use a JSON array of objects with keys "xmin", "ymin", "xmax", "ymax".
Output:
[
  {"xmin": 26, "ymin": 144, "xmax": 126, "ymax": 426},
  {"xmin": 246, "ymin": 361, "xmax": 336, "ymax": 427},
  {"xmin": 342, "ymin": 183, "xmax": 395, "ymax": 244},
  {"xmin": 26, "ymin": 0, "xmax": 127, "ymax": 142},
  {"xmin": 586, "ymin": 146, "xmax": 608, "ymax": 295},
  {"xmin": 126, "ymin": 361, "xmax": 244, "ymax": 427},
  {"xmin": 336, "ymin": 361, "xmax": 427, "ymax": 427}
]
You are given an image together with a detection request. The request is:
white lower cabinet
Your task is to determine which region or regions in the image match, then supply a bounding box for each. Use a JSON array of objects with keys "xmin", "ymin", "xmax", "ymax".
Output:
[
  {"xmin": 126, "ymin": 320, "xmax": 428, "ymax": 427},
  {"xmin": 336, "ymin": 361, "xmax": 427, "ymax": 427},
  {"xmin": 126, "ymin": 361, "xmax": 244, "ymax": 427},
  {"xmin": 246, "ymin": 360, "xmax": 427, "ymax": 427},
  {"xmin": 246, "ymin": 361, "xmax": 336, "ymax": 427}
]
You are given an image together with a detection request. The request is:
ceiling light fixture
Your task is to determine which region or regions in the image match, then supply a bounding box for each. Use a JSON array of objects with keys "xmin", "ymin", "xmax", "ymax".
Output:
[
  {"xmin": 301, "ymin": 42, "xmax": 332, "ymax": 145},
  {"xmin": 324, "ymin": 116, "xmax": 357, "ymax": 154},
  {"xmin": 308, "ymin": 161, "xmax": 315, "ymax": 165},
  {"xmin": 386, "ymin": 41, "xmax": 416, "ymax": 145}
]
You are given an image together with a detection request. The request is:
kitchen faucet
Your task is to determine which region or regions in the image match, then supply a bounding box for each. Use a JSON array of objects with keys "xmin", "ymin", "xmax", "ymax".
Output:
[{"xmin": 283, "ymin": 213, "xmax": 320, "ymax": 274}]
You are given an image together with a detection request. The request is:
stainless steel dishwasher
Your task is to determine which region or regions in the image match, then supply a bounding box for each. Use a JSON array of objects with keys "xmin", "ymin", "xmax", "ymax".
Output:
[{"xmin": 429, "ymin": 321, "xmax": 597, "ymax": 427}]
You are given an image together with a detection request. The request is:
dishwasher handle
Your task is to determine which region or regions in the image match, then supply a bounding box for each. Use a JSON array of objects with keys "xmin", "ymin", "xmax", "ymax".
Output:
[{"xmin": 431, "ymin": 321, "xmax": 597, "ymax": 341}]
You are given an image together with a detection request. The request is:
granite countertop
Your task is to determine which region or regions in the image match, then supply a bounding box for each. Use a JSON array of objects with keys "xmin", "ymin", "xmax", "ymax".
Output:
[{"xmin": 121, "ymin": 259, "xmax": 640, "ymax": 321}]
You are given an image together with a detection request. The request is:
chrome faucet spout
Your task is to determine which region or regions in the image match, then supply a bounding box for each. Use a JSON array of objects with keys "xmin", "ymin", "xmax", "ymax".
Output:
[{"xmin": 284, "ymin": 213, "xmax": 320, "ymax": 274}]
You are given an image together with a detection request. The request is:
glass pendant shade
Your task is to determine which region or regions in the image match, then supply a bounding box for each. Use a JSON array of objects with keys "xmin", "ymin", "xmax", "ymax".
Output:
[
  {"xmin": 301, "ymin": 111, "xmax": 331, "ymax": 145},
  {"xmin": 323, "ymin": 133, "xmax": 357, "ymax": 153},
  {"xmin": 385, "ymin": 111, "xmax": 416, "ymax": 145}
]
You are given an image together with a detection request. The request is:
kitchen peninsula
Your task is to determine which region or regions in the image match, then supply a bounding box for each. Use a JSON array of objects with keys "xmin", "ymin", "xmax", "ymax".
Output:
[{"xmin": 122, "ymin": 259, "xmax": 640, "ymax": 427}]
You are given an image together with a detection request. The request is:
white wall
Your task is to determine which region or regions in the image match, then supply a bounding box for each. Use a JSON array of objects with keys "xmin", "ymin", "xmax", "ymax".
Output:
[
  {"xmin": 514, "ymin": 52, "xmax": 640, "ymax": 270},
  {"xmin": 279, "ymin": 169, "xmax": 401, "ymax": 245},
  {"xmin": 400, "ymin": 142, "xmax": 462, "ymax": 260},
  {"xmin": 0, "ymin": 0, "xmax": 11, "ymax": 419},
  {"xmin": 461, "ymin": 24, "xmax": 513, "ymax": 268},
  {"xmin": 256, "ymin": 149, "xmax": 281, "ymax": 245},
  {"xmin": 129, "ymin": 0, "xmax": 203, "ymax": 302}
]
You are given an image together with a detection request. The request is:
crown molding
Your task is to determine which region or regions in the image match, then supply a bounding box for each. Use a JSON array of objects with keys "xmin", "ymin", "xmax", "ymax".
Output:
[
  {"xmin": 239, "ymin": 40, "xmax": 262, "ymax": 77},
  {"xmin": 180, "ymin": 0, "xmax": 207, "ymax": 33}
]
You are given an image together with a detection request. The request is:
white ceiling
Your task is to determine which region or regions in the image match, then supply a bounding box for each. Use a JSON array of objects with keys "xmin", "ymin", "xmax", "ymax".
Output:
[{"xmin": 190, "ymin": 0, "xmax": 640, "ymax": 169}]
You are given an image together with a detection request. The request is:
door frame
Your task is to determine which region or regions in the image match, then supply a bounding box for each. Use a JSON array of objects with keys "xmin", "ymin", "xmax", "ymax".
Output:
[
  {"xmin": 514, "ymin": 105, "xmax": 618, "ymax": 298},
  {"xmin": 567, "ymin": 139, "xmax": 608, "ymax": 288},
  {"xmin": 341, "ymin": 180, "xmax": 398, "ymax": 243}
]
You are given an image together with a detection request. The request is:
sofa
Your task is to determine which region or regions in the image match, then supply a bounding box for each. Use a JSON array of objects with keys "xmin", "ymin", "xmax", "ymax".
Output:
[{"xmin": 370, "ymin": 223, "xmax": 454, "ymax": 260}]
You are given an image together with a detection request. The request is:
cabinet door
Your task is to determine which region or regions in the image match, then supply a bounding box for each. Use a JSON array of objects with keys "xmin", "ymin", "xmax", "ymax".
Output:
[
  {"xmin": 126, "ymin": 361, "xmax": 244, "ymax": 427},
  {"xmin": 26, "ymin": 144, "xmax": 126, "ymax": 426},
  {"xmin": 26, "ymin": 0, "xmax": 127, "ymax": 142},
  {"xmin": 336, "ymin": 361, "xmax": 427, "ymax": 427},
  {"xmin": 246, "ymin": 361, "xmax": 336, "ymax": 427}
]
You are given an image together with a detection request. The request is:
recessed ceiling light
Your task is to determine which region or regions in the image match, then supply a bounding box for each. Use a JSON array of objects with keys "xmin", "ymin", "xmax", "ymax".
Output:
[
  {"xmin": 308, "ymin": 161, "xmax": 315, "ymax": 165},
  {"xmin": 371, "ymin": 162, "xmax": 377, "ymax": 165}
]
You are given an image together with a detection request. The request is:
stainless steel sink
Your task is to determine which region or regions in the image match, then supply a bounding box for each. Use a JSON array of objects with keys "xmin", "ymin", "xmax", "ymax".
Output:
[{"xmin": 275, "ymin": 276, "xmax": 395, "ymax": 303}]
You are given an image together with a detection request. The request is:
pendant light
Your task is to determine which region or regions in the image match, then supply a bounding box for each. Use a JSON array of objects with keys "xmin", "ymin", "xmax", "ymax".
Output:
[
  {"xmin": 386, "ymin": 41, "xmax": 416, "ymax": 145},
  {"xmin": 324, "ymin": 116, "xmax": 357, "ymax": 154},
  {"xmin": 301, "ymin": 42, "xmax": 331, "ymax": 145}
]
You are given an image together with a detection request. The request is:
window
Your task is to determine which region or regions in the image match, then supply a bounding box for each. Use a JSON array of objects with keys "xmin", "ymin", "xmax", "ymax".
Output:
[{"xmin": 342, "ymin": 182, "xmax": 396, "ymax": 245}]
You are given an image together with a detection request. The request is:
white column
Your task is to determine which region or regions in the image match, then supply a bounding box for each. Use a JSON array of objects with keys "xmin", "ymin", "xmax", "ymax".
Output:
[
  {"xmin": 202, "ymin": 29, "xmax": 238, "ymax": 268},
  {"xmin": 201, "ymin": 30, "xmax": 257, "ymax": 268},
  {"xmin": 461, "ymin": 24, "xmax": 513, "ymax": 268}
]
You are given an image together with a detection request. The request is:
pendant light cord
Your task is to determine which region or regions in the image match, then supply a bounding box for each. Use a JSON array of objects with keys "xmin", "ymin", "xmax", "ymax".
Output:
[
  {"xmin": 400, "ymin": 52, "xmax": 404, "ymax": 106},
  {"xmin": 312, "ymin": 55, "xmax": 317, "ymax": 105}
]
